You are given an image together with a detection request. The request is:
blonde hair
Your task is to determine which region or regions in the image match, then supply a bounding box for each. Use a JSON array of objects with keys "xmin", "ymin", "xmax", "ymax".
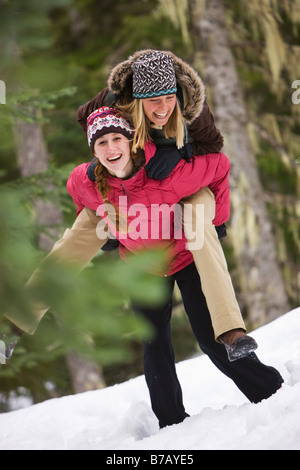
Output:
[{"xmin": 119, "ymin": 98, "xmax": 185, "ymax": 152}]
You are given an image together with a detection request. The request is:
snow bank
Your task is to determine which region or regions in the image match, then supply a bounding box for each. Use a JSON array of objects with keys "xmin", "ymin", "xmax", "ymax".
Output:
[{"xmin": 0, "ymin": 307, "xmax": 299, "ymax": 450}]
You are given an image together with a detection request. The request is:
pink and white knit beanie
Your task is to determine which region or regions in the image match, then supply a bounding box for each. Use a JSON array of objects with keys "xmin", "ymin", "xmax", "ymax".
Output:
[{"xmin": 87, "ymin": 107, "xmax": 134, "ymax": 152}]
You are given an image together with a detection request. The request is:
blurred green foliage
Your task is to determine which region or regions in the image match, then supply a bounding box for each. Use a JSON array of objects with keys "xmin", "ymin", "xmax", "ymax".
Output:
[
  {"xmin": 0, "ymin": 0, "xmax": 192, "ymax": 409},
  {"xmin": 0, "ymin": 186, "xmax": 168, "ymax": 409}
]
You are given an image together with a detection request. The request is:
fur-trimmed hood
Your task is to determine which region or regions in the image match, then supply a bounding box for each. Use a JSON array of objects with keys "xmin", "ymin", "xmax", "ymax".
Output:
[
  {"xmin": 77, "ymin": 50, "xmax": 223, "ymax": 155},
  {"xmin": 107, "ymin": 49, "xmax": 206, "ymax": 124}
]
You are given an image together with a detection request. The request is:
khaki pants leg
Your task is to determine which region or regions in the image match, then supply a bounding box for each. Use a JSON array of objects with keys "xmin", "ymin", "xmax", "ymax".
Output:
[
  {"xmin": 5, "ymin": 208, "xmax": 108, "ymax": 334},
  {"xmin": 181, "ymin": 188, "xmax": 246, "ymax": 341}
]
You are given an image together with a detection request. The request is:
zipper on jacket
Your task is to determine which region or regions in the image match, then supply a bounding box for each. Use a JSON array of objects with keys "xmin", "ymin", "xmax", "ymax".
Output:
[
  {"xmin": 120, "ymin": 183, "xmax": 126, "ymax": 195},
  {"xmin": 119, "ymin": 182, "xmax": 132, "ymax": 206}
]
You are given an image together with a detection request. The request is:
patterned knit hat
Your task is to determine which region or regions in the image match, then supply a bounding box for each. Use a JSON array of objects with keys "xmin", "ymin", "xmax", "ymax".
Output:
[
  {"xmin": 87, "ymin": 107, "xmax": 134, "ymax": 152},
  {"xmin": 132, "ymin": 51, "xmax": 177, "ymax": 99}
]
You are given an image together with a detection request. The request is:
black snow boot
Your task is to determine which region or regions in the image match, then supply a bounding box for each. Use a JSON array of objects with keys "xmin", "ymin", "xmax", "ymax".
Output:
[{"xmin": 220, "ymin": 328, "xmax": 258, "ymax": 362}]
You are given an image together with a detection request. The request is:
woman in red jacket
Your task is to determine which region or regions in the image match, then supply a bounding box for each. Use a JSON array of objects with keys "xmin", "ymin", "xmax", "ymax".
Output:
[
  {"xmin": 77, "ymin": 49, "xmax": 250, "ymax": 357},
  {"xmin": 68, "ymin": 107, "xmax": 230, "ymax": 275},
  {"xmin": 66, "ymin": 106, "xmax": 283, "ymax": 429}
]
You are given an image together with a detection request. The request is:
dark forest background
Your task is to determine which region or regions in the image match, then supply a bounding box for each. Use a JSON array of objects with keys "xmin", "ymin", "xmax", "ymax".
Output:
[{"xmin": 0, "ymin": 0, "xmax": 299, "ymax": 411}]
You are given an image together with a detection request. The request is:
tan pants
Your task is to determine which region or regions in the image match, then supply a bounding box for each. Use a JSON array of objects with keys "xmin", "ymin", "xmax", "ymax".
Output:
[
  {"xmin": 181, "ymin": 188, "xmax": 245, "ymax": 340},
  {"xmin": 6, "ymin": 192, "xmax": 245, "ymax": 340},
  {"xmin": 5, "ymin": 207, "xmax": 108, "ymax": 334}
]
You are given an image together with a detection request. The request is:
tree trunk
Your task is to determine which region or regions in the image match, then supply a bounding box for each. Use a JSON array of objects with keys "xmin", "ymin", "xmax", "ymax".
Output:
[
  {"xmin": 14, "ymin": 119, "xmax": 63, "ymax": 251},
  {"xmin": 14, "ymin": 118, "xmax": 106, "ymax": 392},
  {"xmin": 14, "ymin": 120, "xmax": 49, "ymax": 177},
  {"xmin": 65, "ymin": 352, "xmax": 105, "ymax": 393},
  {"xmin": 190, "ymin": 0, "xmax": 290, "ymax": 327}
]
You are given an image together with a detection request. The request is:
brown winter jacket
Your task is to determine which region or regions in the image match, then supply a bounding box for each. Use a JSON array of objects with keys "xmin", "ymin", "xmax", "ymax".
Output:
[{"xmin": 77, "ymin": 49, "xmax": 224, "ymax": 155}]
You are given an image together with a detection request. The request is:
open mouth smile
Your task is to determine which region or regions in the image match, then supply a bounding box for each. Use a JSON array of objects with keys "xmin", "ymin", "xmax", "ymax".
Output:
[
  {"xmin": 154, "ymin": 112, "xmax": 168, "ymax": 119},
  {"xmin": 107, "ymin": 155, "xmax": 122, "ymax": 163}
]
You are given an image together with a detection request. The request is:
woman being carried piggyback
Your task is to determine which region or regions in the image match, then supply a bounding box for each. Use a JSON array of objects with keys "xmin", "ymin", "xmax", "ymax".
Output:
[
  {"xmin": 77, "ymin": 49, "xmax": 256, "ymax": 359},
  {"xmin": 2, "ymin": 50, "xmax": 259, "ymax": 364}
]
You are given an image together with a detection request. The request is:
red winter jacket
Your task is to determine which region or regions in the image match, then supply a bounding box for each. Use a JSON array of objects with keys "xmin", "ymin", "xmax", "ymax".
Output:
[{"xmin": 67, "ymin": 141, "xmax": 230, "ymax": 276}]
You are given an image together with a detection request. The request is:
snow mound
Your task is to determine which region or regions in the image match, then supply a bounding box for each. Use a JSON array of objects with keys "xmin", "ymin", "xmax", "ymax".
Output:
[{"xmin": 0, "ymin": 307, "xmax": 299, "ymax": 450}]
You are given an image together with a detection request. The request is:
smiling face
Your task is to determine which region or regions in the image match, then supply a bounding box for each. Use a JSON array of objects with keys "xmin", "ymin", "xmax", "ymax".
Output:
[
  {"xmin": 142, "ymin": 94, "xmax": 177, "ymax": 126},
  {"xmin": 94, "ymin": 133, "xmax": 133, "ymax": 178}
]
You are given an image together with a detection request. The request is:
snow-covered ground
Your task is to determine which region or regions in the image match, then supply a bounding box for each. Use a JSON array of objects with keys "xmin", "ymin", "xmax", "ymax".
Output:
[{"xmin": 0, "ymin": 307, "xmax": 299, "ymax": 450}]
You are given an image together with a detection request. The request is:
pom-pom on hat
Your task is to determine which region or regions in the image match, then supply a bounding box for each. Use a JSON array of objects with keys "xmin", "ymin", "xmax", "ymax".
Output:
[
  {"xmin": 132, "ymin": 51, "xmax": 177, "ymax": 99},
  {"xmin": 87, "ymin": 107, "xmax": 134, "ymax": 152}
]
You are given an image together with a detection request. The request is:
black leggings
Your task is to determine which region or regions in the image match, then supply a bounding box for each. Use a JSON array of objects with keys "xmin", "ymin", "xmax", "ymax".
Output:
[{"xmin": 132, "ymin": 263, "xmax": 283, "ymax": 428}]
